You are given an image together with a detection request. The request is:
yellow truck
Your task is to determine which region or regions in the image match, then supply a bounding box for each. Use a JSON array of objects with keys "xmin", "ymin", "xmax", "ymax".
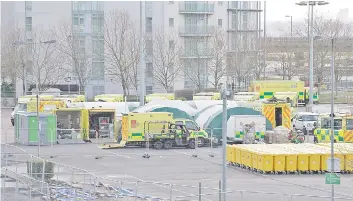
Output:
[
  {"xmin": 94, "ymin": 94, "xmax": 124, "ymax": 102},
  {"xmin": 193, "ymin": 92, "xmax": 221, "ymax": 100},
  {"xmin": 145, "ymin": 93, "xmax": 174, "ymax": 103},
  {"xmin": 233, "ymin": 92, "xmax": 259, "ymax": 102},
  {"xmin": 101, "ymin": 112, "xmax": 211, "ymax": 149},
  {"xmin": 274, "ymin": 92, "xmax": 298, "ymax": 107},
  {"xmin": 54, "ymin": 108, "xmax": 116, "ymax": 142},
  {"xmin": 314, "ymin": 114, "xmax": 353, "ymax": 143},
  {"xmin": 27, "ymin": 100, "xmax": 66, "ymax": 113},
  {"xmin": 249, "ymin": 80, "xmax": 308, "ymax": 106},
  {"xmin": 55, "ymin": 95, "xmax": 85, "ymax": 104},
  {"xmin": 304, "ymin": 87, "xmax": 319, "ymax": 104},
  {"xmin": 11, "ymin": 95, "xmax": 55, "ymax": 126}
]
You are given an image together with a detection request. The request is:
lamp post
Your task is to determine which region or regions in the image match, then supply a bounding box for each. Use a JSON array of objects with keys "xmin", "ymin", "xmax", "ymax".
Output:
[
  {"xmin": 139, "ymin": 1, "xmax": 145, "ymax": 106},
  {"xmin": 285, "ymin": 15, "xmax": 293, "ymax": 38},
  {"xmin": 295, "ymin": 1, "xmax": 329, "ymax": 112},
  {"xmin": 221, "ymin": 87, "xmax": 229, "ymax": 201},
  {"xmin": 329, "ymin": 37, "xmax": 335, "ymax": 201},
  {"xmin": 14, "ymin": 39, "xmax": 56, "ymax": 156}
]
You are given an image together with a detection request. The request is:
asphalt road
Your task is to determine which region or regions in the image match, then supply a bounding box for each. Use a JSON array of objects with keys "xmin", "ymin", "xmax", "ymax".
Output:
[{"xmin": 2, "ymin": 107, "xmax": 353, "ymax": 201}]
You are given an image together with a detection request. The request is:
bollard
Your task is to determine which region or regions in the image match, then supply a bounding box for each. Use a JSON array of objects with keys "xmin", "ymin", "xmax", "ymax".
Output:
[
  {"xmin": 218, "ymin": 180, "xmax": 221, "ymax": 201},
  {"xmin": 199, "ymin": 182, "xmax": 202, "ymax": 201}
]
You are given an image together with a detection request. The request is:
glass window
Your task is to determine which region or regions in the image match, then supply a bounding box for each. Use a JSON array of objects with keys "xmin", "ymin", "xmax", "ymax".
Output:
[
  {"xmin": 146, "ymin": 63, "xmax": 153, "ymax": 77},
  {"xmin": 79, "ymin": 17, "xmax": 85, "ymax": 25},
  {"xmin": 218, "ymin": 19, "xmax": 222, "ymax": 27},
  {"xmin": 334, "ymin": 119, "xmax": 342, "ymax": 130},
  {"xmin": 73, "ymin": 16, "xmax": 79, "ymax": 25},
  {"xmin": 185, "ymin": 121, "xmax": 198, "ymax": 130},
  {"xmin": 146, "ymin": 86, "xmax": 153, "ymax": 95},
  {"xmin": 25, "ymin": 2, "xmax": 32, "ymax": 11},
  {"xmin": 146, "ymin": 40, "xmax": 153, "ymax": 56},
  {"xmin": 169, "ymin": 40, "xmax": 175, "ymax": 51},
  {"xmin": 146, "ymin": 17, "xmax": 152, "ymax": 32},
  {"xmin": 92, "ymin": 62, "xmax": 104, "ymax": 78},
  {"xmin": 346, "ymin": 119, "xmax": 353, "ymax": 130},
  {"xmin": 26, "ymin": 39, "xmax": 33, "ymax": 54},
  {"xmin": 169, "ymin": 18, "xmax": 174, "ymax": 27},
  {"xmin": 302, "ymin": 115, "xmax": 318, "ymax": 121},
  {"xmin": 26, "ymin": 17, "xmax": 32, "ymax": 31},
  {"xmin": 322, "ymin": 118, "xmax": 343, "ymax": 130}
]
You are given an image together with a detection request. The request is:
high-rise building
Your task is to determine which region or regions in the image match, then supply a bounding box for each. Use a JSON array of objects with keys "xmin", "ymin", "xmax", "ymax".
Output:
[{"xmin": 1, "ymin": 1, "xmax": 264, "ymax": 98}]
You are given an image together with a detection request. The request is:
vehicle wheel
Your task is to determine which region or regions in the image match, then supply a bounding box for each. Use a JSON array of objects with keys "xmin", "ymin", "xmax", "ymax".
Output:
[
  {"xmin": 188, "ymin": 140, "xmax": 195, "ymax": 149},
  {"xmin": 153, "ymin": 141, "xmax": 163, "ymax": 150},
  {"xmin": 198, "ymin": 138, "xmax": 205, "ymax": 147},
  {"xmin": 163, "ymin": 140, "xmax": 173, "ymax": 149}
]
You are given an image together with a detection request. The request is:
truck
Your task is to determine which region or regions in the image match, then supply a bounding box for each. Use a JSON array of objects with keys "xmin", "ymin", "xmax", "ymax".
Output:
[
  {"xmin": 314, "ymin": 114, "xmax": 353, "ymax": 143},
  {"xmin": 174, "ymin": 118, "xmax": 211, "ymax": 146},
  {"xmin": 101, "ymin": 112, "xmax": 211, "ymax": 149},
  {"xmin": 193, "ymin": 92, "xmax": 221, "ymax": 100},
  {"xmin": 145, "ymin": 93, "xmax": 175, "ymax": 103},
  {"xmin": 11, "ymin": 95, "xmax": 55, "ymax": 126},
  {"xmin": 94, "ymin": 94, "xmax": 124, "ymax": 102},
  {"xmin": 249, "ymin": 80, "xmax": 308, "ymax": 106},
  {"xmin": 226, "ymin": 115, "xmax": 266, "ymax": 144},
  {"xmin": 262, "ymin": 99, "xmax": 292, "ymax": 130}
]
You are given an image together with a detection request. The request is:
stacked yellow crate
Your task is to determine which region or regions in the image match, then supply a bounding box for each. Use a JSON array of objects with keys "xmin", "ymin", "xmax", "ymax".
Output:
[
  {"xmin": 275, "ymin": 144, "xmax": 310, "ymax": 173},
  {"xmin": 317, "ymin": 143, "xmax": 353, "ymax": 173}
]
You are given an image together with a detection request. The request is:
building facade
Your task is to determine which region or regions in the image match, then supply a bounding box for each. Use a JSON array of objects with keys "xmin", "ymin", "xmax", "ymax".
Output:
[{"xmin": 2, "ymin": 1, "xmax": 264, "ymax": 99}]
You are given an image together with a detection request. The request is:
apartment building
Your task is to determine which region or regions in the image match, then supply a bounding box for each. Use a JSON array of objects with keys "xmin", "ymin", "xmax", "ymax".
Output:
[{"xmin": 1, "ymin": 1, "xmax": 264, "ymax": 99}]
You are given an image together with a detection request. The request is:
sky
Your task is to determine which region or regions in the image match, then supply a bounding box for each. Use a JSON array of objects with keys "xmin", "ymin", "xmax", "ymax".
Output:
[{"xmin": 265, "ymin": 0, "xmax": 353, "ymax": 23}]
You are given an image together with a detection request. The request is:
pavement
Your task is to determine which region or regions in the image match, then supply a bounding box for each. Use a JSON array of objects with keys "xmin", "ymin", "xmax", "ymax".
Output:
[{"xmin": 2, "ymin": 108, "xmax": 353, "ymax": 201}]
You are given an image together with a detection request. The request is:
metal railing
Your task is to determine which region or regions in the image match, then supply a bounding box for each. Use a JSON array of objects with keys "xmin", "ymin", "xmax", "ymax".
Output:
[
  {"xmin": 179, "ymin": 2, "xmax": 215, "ymax": 13},
  {"xmin": 2, "ymin": 143, "xmax": 353, "ymax": 201}
]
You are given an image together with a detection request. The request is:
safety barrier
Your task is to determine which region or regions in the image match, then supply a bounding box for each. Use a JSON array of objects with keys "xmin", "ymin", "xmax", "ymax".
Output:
[{"xmin": 3, "ymin": 143, "xmax": 353, "ymax": 201}]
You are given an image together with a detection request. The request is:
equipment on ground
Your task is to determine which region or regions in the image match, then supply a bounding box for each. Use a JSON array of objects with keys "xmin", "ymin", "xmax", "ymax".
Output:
[{"xmin": 226, "ymin": 115, "xmax": 266, "ymax": 144}]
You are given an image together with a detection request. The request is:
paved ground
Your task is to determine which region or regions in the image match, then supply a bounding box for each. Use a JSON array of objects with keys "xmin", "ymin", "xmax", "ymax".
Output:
[{"xmin": 2, "ymin": 108, "xmax": 353, "ymax": 201}]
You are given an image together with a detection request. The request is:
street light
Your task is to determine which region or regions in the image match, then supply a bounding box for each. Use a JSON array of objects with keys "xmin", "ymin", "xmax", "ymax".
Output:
[
  {"xmin": 295, "ymin": 1, "xmax": 329, "ymax": 112},
  {"xmin": 14, "ymin": 39, "xmax": 56, "ymax": 156},
  {"xmin": 285, "ymin": 15, "xmax": 293, "ymax": 38}
]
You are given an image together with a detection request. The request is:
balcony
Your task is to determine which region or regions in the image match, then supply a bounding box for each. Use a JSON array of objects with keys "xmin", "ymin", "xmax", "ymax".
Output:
[
  {"xmin": 179, "ymin": 2, "xmax": 214, "ymax": 14},
  {"xmin": 179, "ymin": 25, "xmax": 214, "ymax": 36}
]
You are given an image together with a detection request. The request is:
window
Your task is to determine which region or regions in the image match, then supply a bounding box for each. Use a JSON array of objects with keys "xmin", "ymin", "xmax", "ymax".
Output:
[
  {"xmin": 185, "ymin": 121, "xmax": 198, "ymax": 130},
  {"xmin": 26, "ymin": 39, "xmax": 33, "ymax": 54},
  {"xmin": 25, "ymin": 1, "xmax": 32, "ymax": 11},
  {"xmin": 146, "ymin": 86, "xmax": 153, "ymax": 95},
  {"xmin": 92, "ymin": 14, "xmax": 104, "ymax": 33},
  {"xmin": 321, "ymin": 118, "xmax": 343, "ymax": 130},
  {"xmin": 92, "ymin": 1, "xmax": 103, "ymax": 11},
  {"xmin": 25, "ymin": 17, "xmax": 32, "ymax": 32},
  {"xmin": 73, "ymin": 14, "xmax": 85, "ymax": 32},
  {"xmin": 169, "ymin": 1, "xmax": 174, "ymax": 4},
  {"xmin": 169, "ymin": 40, "xmax": 175, "ymax": 51},
  {"xmin": 218, "ymin": 19, "xmax": 222, "ymax": 27},
  {"xmin": 146, "ymin": 63, "xmax": 153, "ymax": 77},
  {"xmin": 26, "ymin": 60, "xmax": 33, "ymax": 75},
  {"xmin": 92, "ymin": 62, "xmax": 105, "ymax": 79},
  {"xmin": 169, "ymin": 18, "xmax": 174, "ymax": 27},
  {"xmin": 92, "ymin": 37, "xmax": 104, "ymax": 59},
  {"xmin": 218, "ymin": 1, "xmax": 223, "ymax": 5},
  {"xmin": 346, "ymin": 119, "xmax": 353, "ymax": 130},
  {"xmin": 146, "ymin": 17, "xmax": 152, "ymax": 32},
  {"xmin": 146, "ymin": 40, "xmax": 153, "ymax": 56}
]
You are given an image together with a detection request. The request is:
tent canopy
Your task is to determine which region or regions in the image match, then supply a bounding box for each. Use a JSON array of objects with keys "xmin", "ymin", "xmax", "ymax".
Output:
[
  {"xmin": 195, "ymin": 105, "xmax": 273, "ymax": 139},
  {"xmin": 133, "ymin": 104, "xmax": 194, "ymax": 119}
]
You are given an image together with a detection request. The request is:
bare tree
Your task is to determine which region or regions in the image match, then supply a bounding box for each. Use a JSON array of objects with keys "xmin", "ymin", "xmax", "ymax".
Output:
[
  {"xmin": 127, "ymin": 29, "xmax": 140, "ymax": 94},
  {"xmin": 151, "ymin": 28, "xmax": 182, "ymax": 92},
  {"xmin": 294, "ymin": 14, "xmax": 353, "ymax": 92},
  {"xmin": 208, "ymin": 29, "xmax": 226, "ymax": 89},
  {"xmin": 53, "ymin": 21, "xmax": 93, "ymax": 93},
  {"xmin": 183, "ymin": 37, "xmax": 211, "ymax": 92},
  {"xmin": 26, "ymin": 30, "xmax": 65, "ymax": 91},
  {"xmin": 1, "ymin": 26, "xmax": 22, "ymax": 92},
  {"xmin": 104, "ymin": 10, "xmax": 140, "ymax": 96}
]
